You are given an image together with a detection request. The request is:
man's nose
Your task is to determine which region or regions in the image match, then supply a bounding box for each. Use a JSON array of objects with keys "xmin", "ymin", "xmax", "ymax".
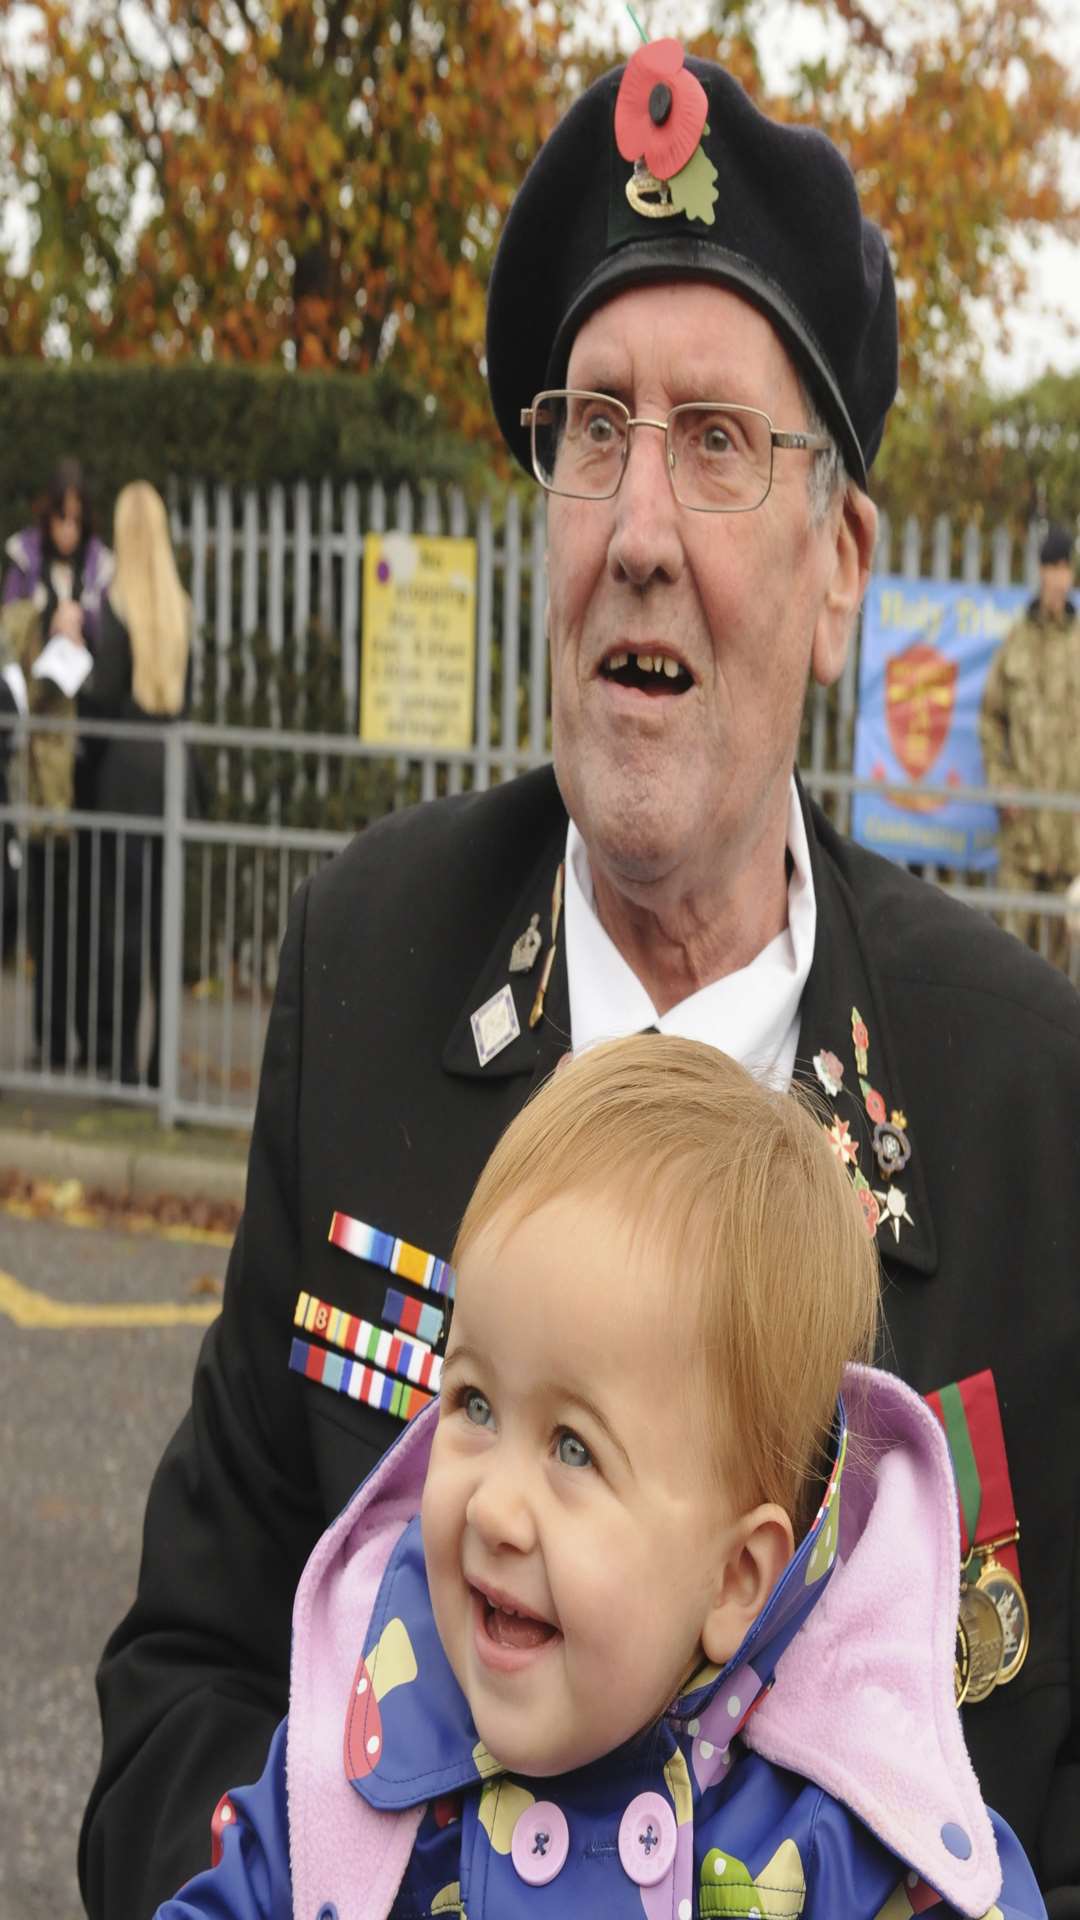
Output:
[
  {"xmin": 608, "ymin": 420, "xmax": 684, "ymax": 590},
  {"xmin": 465, "ymin": 1455, "xmax": 537, "ymax": 1554}
]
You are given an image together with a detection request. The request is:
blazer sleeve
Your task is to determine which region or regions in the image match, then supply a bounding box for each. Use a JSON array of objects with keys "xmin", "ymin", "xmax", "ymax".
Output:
[
  {"xmin": 1041, "ymin": 1507, "xmax": 1080, "ymax": 1918},
  {"xmin": 153, "ymin": 1720, "xmax": 293, "ymax": 1920},
  {"xmin": 79, "ymin": 878, "xmax": 323, "ymax": 1919}
]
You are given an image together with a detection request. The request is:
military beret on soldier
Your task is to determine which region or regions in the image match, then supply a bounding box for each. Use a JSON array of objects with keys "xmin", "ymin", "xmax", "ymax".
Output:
[
  {"xmin": 487, "ymin": 40, "xmax": 898, "ymax": 491},
  {"xmin": 1039, "ymin": 524, "xmax": 1075, "ymax": 567}
]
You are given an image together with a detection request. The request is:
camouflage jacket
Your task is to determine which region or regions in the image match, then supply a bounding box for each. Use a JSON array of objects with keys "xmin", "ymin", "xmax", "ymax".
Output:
[
  {"xmin": 0, "ymin": 595, "xmax": 76, "ymax": 830},
  {"xmin": 978, "ymin": 596, "xmax": 1080, "ymax": 874}
]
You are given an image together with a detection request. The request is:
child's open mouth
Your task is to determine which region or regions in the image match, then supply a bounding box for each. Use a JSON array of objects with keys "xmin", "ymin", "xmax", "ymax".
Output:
[
  {"xmin": 470, "ymin": 1585, "xmax": 561, "ymax": 1670},
  {"xmin": 484, "ymin": 1602, "xmax": 557, "ymax": 1651}
]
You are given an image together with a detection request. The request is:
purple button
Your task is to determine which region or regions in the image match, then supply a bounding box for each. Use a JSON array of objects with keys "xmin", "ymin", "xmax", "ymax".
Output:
[
  {"xmin": 511, "ymin": 1801, "xmax": 569, "ymax": 1885},
  {"xmin": 617, "ymin": 1792, "xmax": 677, "ymax": 1887}
]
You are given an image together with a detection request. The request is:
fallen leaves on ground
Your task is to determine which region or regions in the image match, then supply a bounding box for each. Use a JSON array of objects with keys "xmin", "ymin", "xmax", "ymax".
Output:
[{"xmin": 0, "ymin": 1171, "xmax": 239, "ymax": 1245}]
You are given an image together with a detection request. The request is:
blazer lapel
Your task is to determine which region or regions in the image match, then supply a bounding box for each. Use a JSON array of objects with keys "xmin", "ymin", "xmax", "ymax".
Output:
[
  {"xmin": 442, "ymin": 815, "xmax": 570, "ymax": 1085},
  {"xmin": 796, "ymin": 784, "xmax": 938, "ymax": 1278}
]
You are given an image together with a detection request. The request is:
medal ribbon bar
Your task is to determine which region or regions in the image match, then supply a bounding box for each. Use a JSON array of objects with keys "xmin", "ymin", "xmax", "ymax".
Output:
[
  {"xmin": 328, "ymin": 1211, "xmax": 456, "ymax": 1299},
  {"xmin": 293, "ymin": 1290, "xmax": 442, "ymax": 1392},
  {"xmin": 289, "ymin": 1336, "xmax": 433, "ymax": 1422},
  {"xmin": 925, "ymin": 1369, "xmax": 1021, "ymax": 1583}
]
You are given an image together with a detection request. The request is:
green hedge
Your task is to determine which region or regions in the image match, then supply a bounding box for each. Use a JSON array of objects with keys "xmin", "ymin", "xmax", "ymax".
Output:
[{"xmin": 0, "ymin": 361, "xmax": 488, "ymax": 543}]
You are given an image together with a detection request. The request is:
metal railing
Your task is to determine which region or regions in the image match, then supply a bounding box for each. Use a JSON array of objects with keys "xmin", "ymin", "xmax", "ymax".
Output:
[{"xmin": 2, "ymin": 713, "xmax": 1077, "ymax": 1131}]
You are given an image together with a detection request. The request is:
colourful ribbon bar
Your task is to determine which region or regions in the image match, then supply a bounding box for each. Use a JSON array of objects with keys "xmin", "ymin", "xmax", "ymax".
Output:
[
  {"xmin": 925, "ymin": 1369, "xmax": 1021, "ymax": 1583},
  {"xmin": 383, "ymin": 1286, "xmax": 444, "ymax": 1348},
  {"xmin": 328, "ymin": 1211, "xmax": 456, "ymax": 1298},
  {"xmin": 293, "ymin": 1291, "xmax": 441, "ymax": 1392},
  {"xmin": 289, "ymin": 1337, "xmax": 432, "ymax": 1423}
]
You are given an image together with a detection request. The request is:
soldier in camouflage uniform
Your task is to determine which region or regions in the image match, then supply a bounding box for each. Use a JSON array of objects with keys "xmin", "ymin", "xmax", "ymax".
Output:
[{"xmin": 979, "ymin": 523, "xmax": 1079, "ymax": 967}]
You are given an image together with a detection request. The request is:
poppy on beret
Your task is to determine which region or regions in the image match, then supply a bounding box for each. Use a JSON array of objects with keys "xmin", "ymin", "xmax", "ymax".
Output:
[
  {"xmin": 613, "ymin": 39, "xmax": 707, "ymax": 181},
  {"xmin": 487, "ymin": 51, "xmax": 898, "ymax": 490}
]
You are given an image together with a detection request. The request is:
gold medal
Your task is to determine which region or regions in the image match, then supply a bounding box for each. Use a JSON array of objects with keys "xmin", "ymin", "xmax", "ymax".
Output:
[
  {"xmin": 976, "ymin": 1554, "xmax": 1030, "ymax": 1686},
  {"xmin": 954, "ymin": 1614, "xmax": 971, "ymax": 1707},
  {"xmin": 958, "ymin": 1581, "xmax": 1005, "ymax": 1705}
]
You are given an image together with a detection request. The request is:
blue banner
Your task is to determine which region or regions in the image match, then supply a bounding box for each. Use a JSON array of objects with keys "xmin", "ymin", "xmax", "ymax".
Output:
[{"xmin": 852, "ymin": 576, "xmax": 1027, "ymax": 870}]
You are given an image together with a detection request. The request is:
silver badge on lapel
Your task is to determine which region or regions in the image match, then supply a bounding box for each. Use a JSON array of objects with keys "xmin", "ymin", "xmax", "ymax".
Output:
[
  {"xmin": 471, "ymin": 983, "xmax": 521, "ymax": 1067},
  {"xmin": 509, "ymin": 913, "xmax": 542, "ymax": 974}
]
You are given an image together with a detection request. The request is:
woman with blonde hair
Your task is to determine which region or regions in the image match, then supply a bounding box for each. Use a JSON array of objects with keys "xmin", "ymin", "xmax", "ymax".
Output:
[{"xmin": 81, "ymin": 481, "xmax": 194, "ymax": 1086}]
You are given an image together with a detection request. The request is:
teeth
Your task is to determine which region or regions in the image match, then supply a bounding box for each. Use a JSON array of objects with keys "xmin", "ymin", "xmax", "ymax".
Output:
[
  {"xmin": 662, "ymin": 656, "xmax": 680, "ymax": 678},
  {"xmin": 635, "ymin": 652, "xmax": 654, "ymax": 672},
  {"xmin": 607, "ymin": 651, "xmax": 628, "ymax": 671}
]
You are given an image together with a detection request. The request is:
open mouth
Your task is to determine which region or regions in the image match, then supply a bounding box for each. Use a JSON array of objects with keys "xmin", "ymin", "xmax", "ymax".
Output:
[
  {"xmin": 471, "ymin": 1585, "xmax": 560, "ymax": 1655},
  {"xmin": 600, "ymin": 648, "xmax": 694, "ymax": 696}
]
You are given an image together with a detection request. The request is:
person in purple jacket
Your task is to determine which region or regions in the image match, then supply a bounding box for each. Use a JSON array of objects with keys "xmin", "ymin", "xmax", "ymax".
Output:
[
  {"xmin": 2, "ymin": 456, "xmax": 113, "ymax": 651},
  {"xmin": 155, "ymin": 1037, "xmax": 1044, "ymax": 1920}
]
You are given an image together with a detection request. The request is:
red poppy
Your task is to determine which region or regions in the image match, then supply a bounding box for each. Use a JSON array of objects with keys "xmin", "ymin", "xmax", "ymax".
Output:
[
  {"xmin": 614, "ymin": 38, "xmax": 707, "ymax": 182},
  {"xmin": 864, "ymin": 1086, "xmax": 886, "ymax": 1125},
  {"xmin": 852, "ymin": 1017, "xmax": 869, "ymax": 1053},
  {"xmin": 855, "ymin": 1186, "xmax": 881, "ymax": 1237}
]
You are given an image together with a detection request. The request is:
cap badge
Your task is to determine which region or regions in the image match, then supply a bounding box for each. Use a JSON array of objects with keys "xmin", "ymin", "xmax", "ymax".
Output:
[{"xmin": 615, "ymin": 35, "xmax": 718, "ymax": 227}]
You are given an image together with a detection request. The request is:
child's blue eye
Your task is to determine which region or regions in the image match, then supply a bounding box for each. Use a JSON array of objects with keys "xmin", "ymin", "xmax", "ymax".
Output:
[
  {"xmin": 556, "ymin": 1430, "xmax": 592, "ymax": 1469},
  {"xmin": 464, "ymin": 1389, "xmax": 494, "ymax": 1428}
]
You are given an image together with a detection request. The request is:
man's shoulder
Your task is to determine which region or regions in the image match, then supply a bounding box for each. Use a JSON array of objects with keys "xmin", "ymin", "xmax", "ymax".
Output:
[
  {"xmin": 305, "ymin": 764, "xmax": 565, "ymax": 929},
  {"xmin": 824, "ymin": 815, "xmax": 1080, "ymax": 1043}
]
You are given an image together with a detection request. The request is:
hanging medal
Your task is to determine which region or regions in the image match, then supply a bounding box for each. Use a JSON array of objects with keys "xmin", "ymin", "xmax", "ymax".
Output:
[{"xmin": 926, "ymin": 1369, "xmax": 1030, "ymax": 1702}]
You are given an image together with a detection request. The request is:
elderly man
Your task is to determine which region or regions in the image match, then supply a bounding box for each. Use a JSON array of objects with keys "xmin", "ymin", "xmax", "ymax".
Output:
[
  {"xmin": 979, "ymin": 522, "xmax": 1079, "ymax": 967},
  {"xmin": 82, "ymin": 47, "xmax": 1080, "ymax": 1918}
]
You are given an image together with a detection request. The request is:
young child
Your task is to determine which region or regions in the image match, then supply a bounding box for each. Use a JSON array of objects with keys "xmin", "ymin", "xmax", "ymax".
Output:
[{"xmin": 157, "ymin": 1037, "xmax": 1044, "ymax": 1920}]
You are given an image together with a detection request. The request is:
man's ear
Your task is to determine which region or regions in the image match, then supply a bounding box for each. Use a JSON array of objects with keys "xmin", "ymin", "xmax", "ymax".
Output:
[
  {"xmin": 810, "ymin": 486, "xmax": 878, "ymax": 690},
  {"xmin": 701, "ymin": 1505, "xmax": 795, "ymax": 1668}
]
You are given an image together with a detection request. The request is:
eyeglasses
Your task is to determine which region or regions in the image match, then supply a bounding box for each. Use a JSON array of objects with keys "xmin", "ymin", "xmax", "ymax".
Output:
[{"xmin": 520, "ymin": 389, "xmax": 832, "ymax": 514}]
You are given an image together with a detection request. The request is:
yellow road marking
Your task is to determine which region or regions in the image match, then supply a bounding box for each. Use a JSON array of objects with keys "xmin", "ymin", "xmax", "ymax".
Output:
[{"xmin": 0, "ymin": 1269, "xmax": 221, "ymax": 1331}]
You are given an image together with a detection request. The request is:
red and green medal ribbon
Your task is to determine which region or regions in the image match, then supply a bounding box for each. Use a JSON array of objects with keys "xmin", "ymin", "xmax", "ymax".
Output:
[{"xmin": 925, "ymin": 1369, "xmax": 1021, "ymax": 1582}]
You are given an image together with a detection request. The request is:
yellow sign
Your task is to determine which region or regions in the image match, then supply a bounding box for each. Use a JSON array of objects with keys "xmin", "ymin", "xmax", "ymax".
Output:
[{"xmin": 361, "ymin": 533, "xmax": 477, "ymax": 749}]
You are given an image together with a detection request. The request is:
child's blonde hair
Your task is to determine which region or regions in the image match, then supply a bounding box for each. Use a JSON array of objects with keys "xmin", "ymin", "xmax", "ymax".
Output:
[{"xmin": 453, "ymin": 1036, "xmax": 879, "ymax": 1539}]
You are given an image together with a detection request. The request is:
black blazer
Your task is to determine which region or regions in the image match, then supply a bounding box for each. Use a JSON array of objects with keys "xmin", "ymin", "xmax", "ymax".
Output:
[{"xmin": 80, "ymin": 767, "xmax": 1080, "ymax": 1916}]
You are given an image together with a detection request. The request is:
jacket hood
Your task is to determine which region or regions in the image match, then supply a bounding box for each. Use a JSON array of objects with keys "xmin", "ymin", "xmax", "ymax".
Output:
[{"xmin": 286, "ymin": 1364, "xmax": 1000, "ymax": 1920}]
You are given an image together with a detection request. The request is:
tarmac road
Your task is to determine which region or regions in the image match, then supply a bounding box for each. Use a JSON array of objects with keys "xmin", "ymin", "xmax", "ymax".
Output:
[{"xmin": 0, "ymin": 1208, "xmax": 230, "ymax": 1920}]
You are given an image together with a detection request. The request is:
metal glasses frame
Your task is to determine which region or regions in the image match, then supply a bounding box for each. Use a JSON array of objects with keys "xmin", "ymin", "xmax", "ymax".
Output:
[{"xmin": 520, "ymin": 388, "xmax": 832, "ymax": 513}]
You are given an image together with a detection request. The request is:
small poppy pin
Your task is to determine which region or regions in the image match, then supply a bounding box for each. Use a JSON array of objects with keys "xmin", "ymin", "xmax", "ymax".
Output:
[{"xmin": 813, "ymin": 1048, "xmax": 844, "ymax": 1097}]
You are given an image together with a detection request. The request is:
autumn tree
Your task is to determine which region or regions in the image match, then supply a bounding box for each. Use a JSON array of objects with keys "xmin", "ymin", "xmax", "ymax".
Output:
[
  {"xmin": 0, "ymin": 0, "xmax": 575, "ymax": 438},
  {"xmin": 0, "ymin": 0, "xmax": 1076, "ymax": 444}
]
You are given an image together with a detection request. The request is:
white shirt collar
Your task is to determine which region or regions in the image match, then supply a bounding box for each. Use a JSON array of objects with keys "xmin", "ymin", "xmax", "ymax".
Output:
[{"xmin": 564, "ymin": 776, "xmax": 816, "ymax": 1089}]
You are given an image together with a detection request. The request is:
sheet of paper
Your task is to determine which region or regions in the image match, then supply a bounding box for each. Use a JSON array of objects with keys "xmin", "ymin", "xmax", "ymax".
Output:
[{"xmin": 30, "ymin": 633, "xmax": 93, "ymax": 699}]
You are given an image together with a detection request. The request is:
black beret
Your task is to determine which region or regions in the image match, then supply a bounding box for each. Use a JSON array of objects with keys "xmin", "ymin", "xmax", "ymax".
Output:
[
  {"xmin": 1039, "ymin": 524, "xmax": 1075, "ymax": 567},
  {"xmin": 487, "ymin": 50, "xmax": 898, "ymax": 490}
]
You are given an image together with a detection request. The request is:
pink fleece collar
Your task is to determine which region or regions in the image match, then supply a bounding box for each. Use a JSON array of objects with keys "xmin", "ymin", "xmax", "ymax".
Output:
[{"xmin": 745, "ymin": 1364, "xmax": 1000, "ymax": 1915}]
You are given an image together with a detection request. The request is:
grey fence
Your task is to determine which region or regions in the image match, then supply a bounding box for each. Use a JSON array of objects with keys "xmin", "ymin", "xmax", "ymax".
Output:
[
  {"xmin": 2, "ymin": 710, "xmax": 1077, "ymax": 1133},
  {"xmin": 0, "ymin": 497, "xmax": 1062, "ymax": 1127},
  {"xmin": 167, "ymin": 478, "xmax": 1045, "ymax": 790}
]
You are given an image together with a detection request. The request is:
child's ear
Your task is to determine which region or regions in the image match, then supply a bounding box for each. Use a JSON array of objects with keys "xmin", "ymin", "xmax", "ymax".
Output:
[{"xmin": 701, "ymin": 1505, "xmax": 795, "ymax": 1667}]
